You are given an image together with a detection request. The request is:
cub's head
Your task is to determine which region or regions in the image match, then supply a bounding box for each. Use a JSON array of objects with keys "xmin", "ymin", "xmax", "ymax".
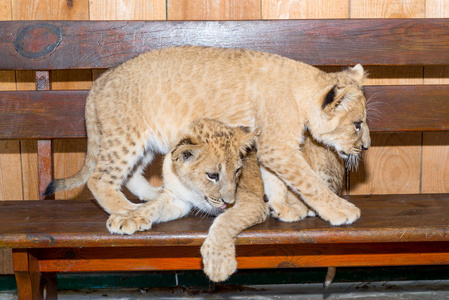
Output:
[
  {"xmin": 170, "ymin": 119, "xmax": 257, "ymax": 211},
  {"xmin": 308, "ymin": 64, "xmax": 371, "ymax": 169}
]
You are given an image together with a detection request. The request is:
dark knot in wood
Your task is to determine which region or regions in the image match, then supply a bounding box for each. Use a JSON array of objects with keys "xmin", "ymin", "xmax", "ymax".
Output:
[
  {"xmin": 14, "ymin": 24, "xmax": 62, "ymax": 58},
  {"xmin": 277, "ymin": 261, "xmax": 298, "ymax": 268}
]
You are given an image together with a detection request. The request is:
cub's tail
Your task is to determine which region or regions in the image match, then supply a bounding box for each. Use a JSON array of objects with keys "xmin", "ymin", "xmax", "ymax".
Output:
[{"xmin": 43, "ymin": 93, "xmax": 100, "ymax": 196}]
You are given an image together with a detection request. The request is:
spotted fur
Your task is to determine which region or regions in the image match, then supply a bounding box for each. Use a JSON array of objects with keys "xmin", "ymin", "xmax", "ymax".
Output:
[
  {"xmin": 45, "ymin": 46, "xmax": 370, "ymax": 225},
  {"xmin": 107, "ymin": 119, "xmax": 269, "ymax": 282}
]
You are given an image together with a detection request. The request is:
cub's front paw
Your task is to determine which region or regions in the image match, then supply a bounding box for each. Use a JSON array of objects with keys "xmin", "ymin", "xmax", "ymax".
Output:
[
  {"xmin": 201, "ymin": 237, "xmax": 237, "ymax": 282},
  {"xmin": 107, "ymin": 213, "xmax": 152, "ymax": 235},
  {"xmin": 318, "ymin": 195, "xmax": 361, "ymax": 226}
]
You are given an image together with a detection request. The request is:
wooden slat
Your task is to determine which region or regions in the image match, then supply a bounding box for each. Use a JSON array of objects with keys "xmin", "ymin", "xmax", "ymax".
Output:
[
  {"xmin": 1, "ymin": 194, "xmax": 449, "ymax": 248},
  {"xmin": 0, "ymin": 90, "xmax": 87, "ymax": 139},
  {"xmin": 349, "ymin": 132, "xmax": 422, "ymax": 195},
  {"xmin": 364, "ymin": 85, "xmax": 449, "ymax": 132},
  {"xmin": 350, "ymin": 0, "xmax": 425, "ymax": 18},
  {"xmin": 12, "ymin": 249, "xmax": 43, "ymax": 300},
  {"xmin": 262, "ymin": 0, "xmax": 349, "ymax": 19},
  {"xmin": 36, "ymin": 242, "xmax": 449, "ymax": 272},
  {"xmin": 2, "ymin": 19, "xmax": 449, "ymax": 70},
  {"xmin": 167, "ymin": 0, "xmax": 261, "ymax": 20},
  {"xmin": 422, "ymin": 132, "xmax": 449, "ymax": 193},
  {"xmin": 0, "ymin": 85, "xmax": 448, "ymax": 139}
]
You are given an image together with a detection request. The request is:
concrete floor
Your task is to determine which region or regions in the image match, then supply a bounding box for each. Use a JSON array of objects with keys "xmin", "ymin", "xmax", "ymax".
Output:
[{"xmin": 2, "ymin": 280, "xmax": 449, "ymax": 299}]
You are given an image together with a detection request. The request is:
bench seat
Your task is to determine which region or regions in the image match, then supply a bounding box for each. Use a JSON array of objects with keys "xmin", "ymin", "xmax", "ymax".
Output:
[
  {"xmin": 2, "ymin": 194, "xmax": 449, "ymax": 275},
  {"xmin": 2, "ymin": 194, "xmax": 449, "ymax": 248}
]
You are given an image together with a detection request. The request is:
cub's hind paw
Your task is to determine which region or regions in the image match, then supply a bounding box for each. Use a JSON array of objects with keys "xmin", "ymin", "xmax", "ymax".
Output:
[
  {"xmin": 270, "ymin": 193, "xmax": 311, "ymax": 222},
  {"xmin": 318, "ymin": 195, "xmax": 361, "ymax": 226},
  {"xmin": 107, "ymin": 213, "xmax": 152, "ymax": 235},
  {"xmin": 201, "ymin": 237, "xmax": 237, "ymax": 282}
]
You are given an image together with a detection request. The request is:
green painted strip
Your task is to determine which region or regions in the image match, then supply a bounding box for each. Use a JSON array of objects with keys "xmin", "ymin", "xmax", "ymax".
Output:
[{"xmin": 2, "ymin": 266, "xmax": 449, "ymax": 291}]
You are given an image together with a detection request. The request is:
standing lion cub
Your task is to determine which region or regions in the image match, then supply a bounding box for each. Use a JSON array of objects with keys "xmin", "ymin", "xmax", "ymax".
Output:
[{"xmin": 45, "ymin": 46, "xmax": 370, "ymax": 226}]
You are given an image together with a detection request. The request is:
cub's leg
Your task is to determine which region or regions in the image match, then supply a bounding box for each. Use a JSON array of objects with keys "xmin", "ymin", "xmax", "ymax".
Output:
[
  {"xmin": 301, "ymin": 136, "xmax": 344, "ymax": 289},
  {"xmin": 201, "ymin": 152, "xmax": 269, "ymax": 282},
  {"xmin": 261, "ymin": 167, "xmax": 312, "ymax": 222},
  {"xmin": 302, "ymin": 136, "xmax": 345, "ymax": 196},
  {"xmin": 262, "ymin": 135, "xmax": 344, "ymax": 222},
  {"xmin": 107, "ymin": 190, "xmax": 191, "ymax": 234},
  {"xmin": 257, "ymin": 126, "xmax": 359, "ymax": 226},
  {"xmin": 87, "ymin": 132, "xmax": 151, "ymax": 215},
  {"xmin": 262, "ymin": 136, "xmax": 344, "ymax": 286},
  {"xmin": 125, "ymin": 152, "xmax": 162, "ymax": 201}
]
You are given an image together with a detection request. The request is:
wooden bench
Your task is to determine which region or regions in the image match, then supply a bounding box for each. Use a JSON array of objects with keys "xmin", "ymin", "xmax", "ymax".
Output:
[{"xmin": 1, "ymin": 19, "xmax": 449, "ymax": 299}]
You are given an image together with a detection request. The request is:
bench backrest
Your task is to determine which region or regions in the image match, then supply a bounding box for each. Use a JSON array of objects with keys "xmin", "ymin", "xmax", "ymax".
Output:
[{"xmin": 1, "ymin": 20, "xmax": 449, "ymax": 197}]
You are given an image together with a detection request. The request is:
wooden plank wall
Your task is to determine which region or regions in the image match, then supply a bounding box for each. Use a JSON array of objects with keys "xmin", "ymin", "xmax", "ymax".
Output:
[{"xmin": 0, "ymin": 0, "xmax": 448, "ymax": 274}]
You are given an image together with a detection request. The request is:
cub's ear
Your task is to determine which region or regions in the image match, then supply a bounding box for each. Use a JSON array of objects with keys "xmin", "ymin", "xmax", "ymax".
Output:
[
  {"xmin": 171, "ymin": 137, "xmax": 202, "ymax": 163},
  {"xmin": 350, "ymin": 64, "xmax": 365, "ymax": 83},
  {"xmin": 321, "ymin": 85, "xmax": 352, "ymax": 114},
  {"xmin": 322, "ymin": 85, "xmax": 337, "ymax": 110},
  {"xmin": 236, "ymin": 126, "xmax": 259, "ymax": 156}
]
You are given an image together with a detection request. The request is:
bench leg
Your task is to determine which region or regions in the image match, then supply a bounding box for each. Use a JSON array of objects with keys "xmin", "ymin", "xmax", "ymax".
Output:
[{"xmin": 13, "ymin": 249, "xmax": 58, "ymax": 300}]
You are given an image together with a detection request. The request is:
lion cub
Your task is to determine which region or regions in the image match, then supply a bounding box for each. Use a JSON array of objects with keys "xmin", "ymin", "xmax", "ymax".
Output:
[
  {"xmin": 108, "ymin": 119, "xmax": 269, "ymax": 282},
  {"xmin": 45, "ymin": 46, "xmax": 370, "ymax": 226}
]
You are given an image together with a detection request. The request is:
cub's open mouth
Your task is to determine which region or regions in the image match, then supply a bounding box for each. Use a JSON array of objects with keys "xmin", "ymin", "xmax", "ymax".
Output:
[{"xmin": 204, "ymin": 196, "xmax": 227, "ymax": 209}]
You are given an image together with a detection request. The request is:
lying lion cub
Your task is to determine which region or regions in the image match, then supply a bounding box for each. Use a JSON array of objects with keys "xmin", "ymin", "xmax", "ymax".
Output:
[
  {"xmin": 108, "ymin": 118, "xmax": 269, "ymax": 282},
  {"xmin": 107, "ymin": 118, "xmax": 346, "ymax": 282}
]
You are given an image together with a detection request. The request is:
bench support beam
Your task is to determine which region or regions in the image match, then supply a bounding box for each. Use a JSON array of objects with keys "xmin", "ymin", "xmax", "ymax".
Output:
[
  {"xmin": 13, "ymin": 249, "xmax": 57, "ymax": 300},
  {"xmin": 35, "ymin": 71, "xmax": 54, "ymax": 201}
]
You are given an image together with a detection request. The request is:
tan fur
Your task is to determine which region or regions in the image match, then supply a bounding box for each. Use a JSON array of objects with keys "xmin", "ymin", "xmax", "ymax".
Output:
[
  {"xmin": 264, "ymin": 132, "xmax": 345, "ymax": 221},
  {"xmin": 46, "ymin": 46, "xmax": 370, "ymax": 225},
  {"xmin": 107, "ymin": 119, "xmax": 269, "ymax": 282}
]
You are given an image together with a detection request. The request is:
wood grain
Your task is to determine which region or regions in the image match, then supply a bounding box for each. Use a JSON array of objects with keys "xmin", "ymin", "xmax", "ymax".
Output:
[
  {"xmin": 350, "ymin": 133, "xmax": 422, "ymax": 195},
  {"xmin": 3, "ymin": 2, "xmax": 91, "ymax": 278},
  {"xmin": 0, "ymin": 90, "xmax": 88, "ymax": 139},
  {"xmin": 36, "ymin": 242, "xmax": 449, "ymax": 272},
  {"xmin": 51, "ymin": 69, "xmax": 92, "ymax": 200},
  {"xmin": 422, "ymin": 132, "xmax": 449, "ymax": 193},
  {"xmin": 0, "ymin": 141, "xmax": 22, "ymax": 200},
  {"xmin": 15, "ymin": 71, "xmax": 40, "ymax": 204},
  {"xmin": 168, "ymin": 0, "xmax": 260, "ymax": 20},
  {"xmin": 423, "ymin": 0, "xmax": 449, "ymax": 193},
  {"xmin": 426, "ymin": 0, "xmax": 449, "ymax": 17},
  {"xmin": 350, "ymin": 0, "xmax": 425, "ymax": 18},
  {"xmin": 3, "ymin": 19, "xmax": 449, "ymax": 70},
  {"xmin": 363, "ymin": 66, "xmax": 423, "ymax": 86},
  {"xmin": 348, "ymin": 0, "xmax": 425, "ymax": 195},
  {"xmin": 0, "ymin": 0, "xmax": 12, "ymax": 20},
  {"xmin": 11, "ymin": 0, "xmax": 91, "ymax": 201},
  {"xmin": 53, "ymin": 139, "xmax": 92, "ymax": 200},
  {"xmin": 0, "ymin": 1, "xmax": 16, "ymax": 275},
  {"xmin": 89, "ymin": 0, "xmax": 166, "ymax": 20},
  {"xmin": 2, "ymin": 195, "xmax": 449, "ymax": 248},
  {"xmin": 20, "ymin": 141, "xmax": 39, "ymax": 201},
  {"xmin": 13, "ymin": 249, "xmax": 43, "ymax": 300},
  {"xmin": 2, "ymin": 85, "xmax": 448, "ymax": 140},
  {"xmin": 16, "ymin": 72, "xmax": 39, "ymax": 203},
  {"xmin": 11, "ymin": 0, "xmax": 89, "ymax": 20},
  {"xmin": 0, "ymin": 69, "xmax": 21, "ymax": 202},
  {"xmin": 262, "ymin": 0, "xmax": 348, "ymax": 19}
]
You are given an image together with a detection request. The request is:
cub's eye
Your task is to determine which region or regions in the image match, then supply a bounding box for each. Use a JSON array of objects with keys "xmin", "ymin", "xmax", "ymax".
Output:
[
  {"xmin": 354, "ymin": 121, "xmax": 362, "ymax": 131},
  {"xmin": 235, "ymin": 167, "xmax": 242, "ymax": 176},
  {"xmin": 206, "ymin": 172, "xmax": 219, "ymax": 182}
]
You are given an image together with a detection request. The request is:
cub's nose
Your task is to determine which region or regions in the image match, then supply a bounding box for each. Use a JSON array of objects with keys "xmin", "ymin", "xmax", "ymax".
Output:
[{"xmin": 361, "ymin": 145, "xmax": 369, "ymax": 151}]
